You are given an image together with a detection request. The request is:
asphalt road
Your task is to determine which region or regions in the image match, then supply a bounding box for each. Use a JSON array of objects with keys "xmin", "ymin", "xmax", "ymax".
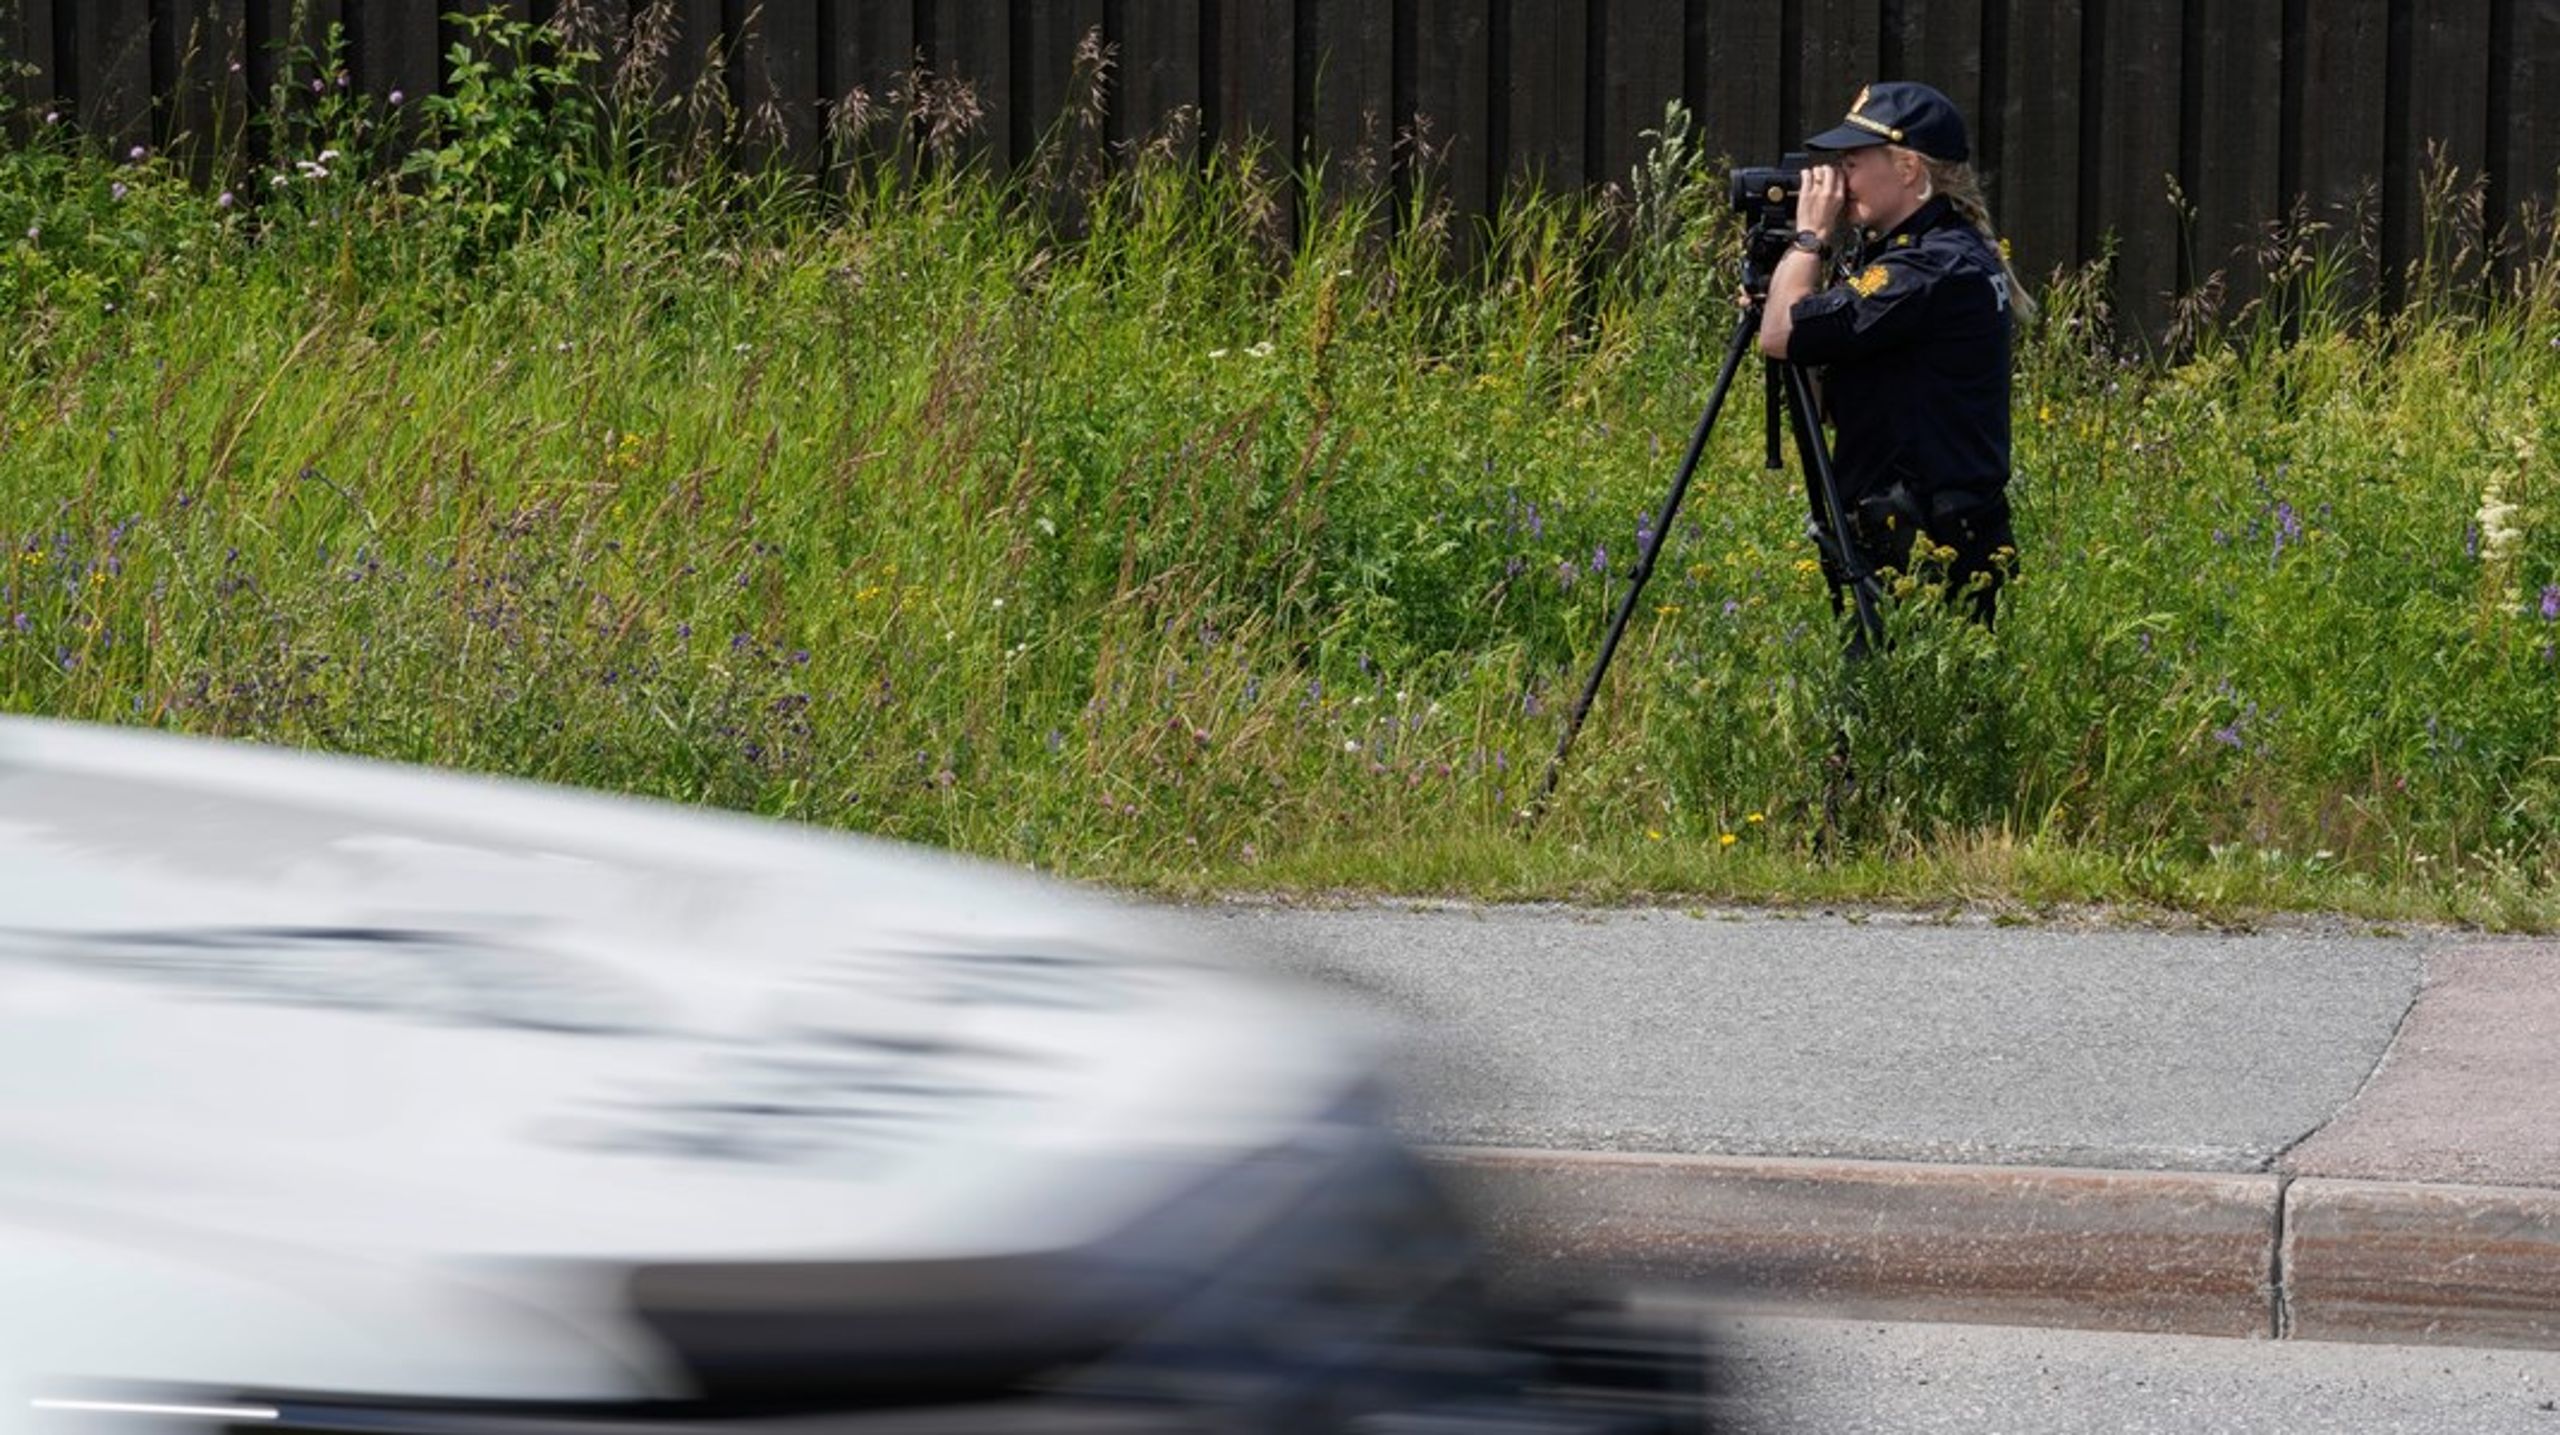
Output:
[
  {"xmin": 1179, "ymin": 903, "xmax": 2427, "ymax": 1171},
  {"xmin": 1717, "ymin": 1314, "xmax": 2560, "ymax": 1433}
]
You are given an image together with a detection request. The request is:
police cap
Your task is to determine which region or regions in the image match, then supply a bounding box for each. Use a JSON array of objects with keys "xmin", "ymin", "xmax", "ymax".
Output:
[{"xmin": 1803, "ymin": 81, "xmax": 1970, "ymax": 163}]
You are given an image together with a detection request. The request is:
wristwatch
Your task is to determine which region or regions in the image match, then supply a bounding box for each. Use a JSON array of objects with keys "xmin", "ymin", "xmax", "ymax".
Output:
[{"xmin": 1788, "ymin": 228, "xmax": 1825, "ymax": 256}]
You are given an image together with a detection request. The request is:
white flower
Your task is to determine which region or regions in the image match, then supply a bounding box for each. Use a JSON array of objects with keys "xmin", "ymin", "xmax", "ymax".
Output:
[
  {"xmin": 1343, "ymin": 740, "xmax": 1360, "ymax": 753},
  {"xmin": 1206, "ymin": 348, "xmax": 1229, "ymax": 360},
  {"xmin": 1246, "ymin": 341, "xmax": 1276, "ymax": 359}
]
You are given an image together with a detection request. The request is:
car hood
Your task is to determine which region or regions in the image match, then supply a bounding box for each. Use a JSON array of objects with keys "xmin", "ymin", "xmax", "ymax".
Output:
[{"xmin": 0, "ymin": 720, "xmax": 1379, "ymax": 1402}]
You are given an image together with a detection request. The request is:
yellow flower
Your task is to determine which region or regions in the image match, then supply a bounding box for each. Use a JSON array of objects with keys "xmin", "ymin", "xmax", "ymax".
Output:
[
  {"xmin": 1719, "ymin": 832, "xmax": 1738, "ymax": 847},
  {"xmin": 1654, "ymin": 603, "xmax": 1682, "ymax": 617},
  {"xmin": 1746, "ymin": 811, "xmax": 1765, "ymax": 824},
  {"xmin": 1646, "ymin": 828, "xmax": 1663, "ymax": 842},
  {"xmin": 1794, "ymin": 558, "xmax": 1821, "ymax": 576}
]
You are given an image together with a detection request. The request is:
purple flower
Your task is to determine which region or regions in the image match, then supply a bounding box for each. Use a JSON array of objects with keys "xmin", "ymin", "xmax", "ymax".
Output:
[
  {"xmin": 109, "ymin": 182, "xmax": 127, "ymax": 201},
  {"xmin": 2465, "ymin": 524, "xmax": 2481, "ymax": 559},
  {"xmin": 2542, "ymin": 584, "xmax": 2560, "ymax": 621},
  {"xmin": 127, "ymin": 144, "xmax": 146, "ymax": 161},
  {"xmin": 310, "ymin": 78, "xmax": 324, "ymax": 94},
  {"xmin": 388, "ymin": 89, "xmax": 406, "ymax": 107},
  {"xmin": 1591, "ymin": 544, "xmax": 1608, "ymax": 574},
  {"xmin": 216, "ymin": 190, "xmax": 234, "ymax": 208}
]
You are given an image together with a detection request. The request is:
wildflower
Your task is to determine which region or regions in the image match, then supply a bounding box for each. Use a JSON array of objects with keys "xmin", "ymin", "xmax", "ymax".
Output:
[
  {"xmin": 1646, "ymin": 829, "xmax": 1663, "ymax": 841},
  {"xmin": 2477, "ymin": 479, "xmax": 2521, "ymax": 563},
  {"xmin": 1207, "ymin": 348, "xmax": 1229, "ymax": 360},
  {"xmin": 128, "ymin": 144, "xmax": 146, "ymax": 161},
  {"xmin": 388, "ymin": 88, "xmax": 405, "ymax": 107},
  {"xmin": 110, "ymin": 182, "xmax": 128, "ymax": 201},
  {"xmin": 1246, "ymin": 341, "xmax": 1275, "ymax": 359},
  {"xmin": 1719, "ymin": 832, "xmax": 1738, "ymax": 847},
  {"xmin": 1746, "ymin": 812, "xmax": 1765, "ymax": 824},
  {"xmin": 1592, "ymin": 544, "xmax": 1608, "ymax": 574},
  {"xmin": 296, "ymin": 158, "xmax": 330, "ymax": 180},
  {"xmin": 216, "ymin": 190, "xmax": 234, "ymax": 208},
  {"xmin": 2542, "ymin": 584, "xmax": 2560, "ymax": 621},
  {"xmin": 43, "ymin": 110, "xmax": 58, "ymax": 124},
  {"xmin": 1343, "ymin": 739, "xmax": 1360, "ymax": 753}
]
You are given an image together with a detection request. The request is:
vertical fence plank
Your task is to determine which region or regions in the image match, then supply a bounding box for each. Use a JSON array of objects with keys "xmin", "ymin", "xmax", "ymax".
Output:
[
  {"xmin": 2092, "ymin": 0, "xmax": 2183, "ymax": 340},
  {"xmin": 816, "ymin": 4, "xmax": 910, "ymax": 170},
  {"xmin": 2390, "ymin": 0, "xmax": 2491, "ymax": 288},
  {"xmin": 1412, "ymin": 0, "xmax": 1490, "ymax": 223},
  {"xmin": 928, "ymin": 0, "xmax": 1007, "ymax": 169},
  {"xmin": 1696, "ymin": 0, "xmax": 1783, "ymax": 165},
  {"xmin": 1899, "ymin": 0, "xmax": 1984, "ymax": 128},
  {"xmin": 1600, "ymin": 0, "xmax": 1684, "ymax": 192},
  {"xmin": 7, "ymin": 0, "xmax": 57, "ymax": 113},
  {"xmin": 1303, "ymin": 0, "xmax": 1389, "ymax": 184},
  {"xmin": 1211, "ymin": 0, "xmax": 1290, "ymax": 151},
  {"xmin": 2499, "ymin": 0, "xmax": 2560, "ymax": 239},
  {"xmin": 349, "ymin": 0, "xmax": 436, "ymax": 102},
  {"xmin": 1118, "ymin": 3, "xmax": 1202, "ymax": 154},
  {"xmin": 1023, "ymin": 0, "xmax": 1105, "ymax": 154},
  {"xmin": 1503, "ymin": 0, "xmax": 1588, "ymax": 194},
  {"xmin": 70, "ymin": 0, "xmax": 153, "ymax": 145},
  {"xmin": 1795, "ymin": 0, "xmax": 1877, "ymax": 144},
  {"xmin": 2188, "ymin": 0, "xmax": 2282, "ymax": 317},
  {"xmin": 2000, "ymin": 0, "xmax": 2081, "ymax": 285},
  {"xmin": 2296, "ymin": 0, "xmax": 2386, "ymax": 234},
  {"xmin": 657, "ymin": 0, "xmax": 727, "ymax": 123}
]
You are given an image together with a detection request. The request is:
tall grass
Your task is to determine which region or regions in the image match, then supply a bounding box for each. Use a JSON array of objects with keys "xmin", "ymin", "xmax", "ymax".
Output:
[{"xmin": 1, "ymin": 16, "xmax": 2554, "ymax": 923}]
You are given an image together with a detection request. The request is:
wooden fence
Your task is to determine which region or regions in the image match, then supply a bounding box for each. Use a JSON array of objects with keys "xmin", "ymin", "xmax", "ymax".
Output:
[{"xmin": 7, "ymin": 1, "xmax": 2558, "ymax": 337}]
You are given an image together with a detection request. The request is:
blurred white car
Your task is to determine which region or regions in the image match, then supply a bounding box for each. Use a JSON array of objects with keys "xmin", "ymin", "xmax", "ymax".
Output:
[{"xmin": 0, "ymin": 719, "xmax": 1713, "ymax": 1433}]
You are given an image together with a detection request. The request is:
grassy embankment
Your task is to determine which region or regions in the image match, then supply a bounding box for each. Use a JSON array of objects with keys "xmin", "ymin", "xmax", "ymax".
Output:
[{"xmin": 2, "ymin": 17, "xmax": 2555, "ymax": 925}]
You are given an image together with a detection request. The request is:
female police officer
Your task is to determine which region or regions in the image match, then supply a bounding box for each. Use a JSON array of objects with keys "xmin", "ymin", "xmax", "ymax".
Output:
[{"xmin": 1758, "ymin": 81, "xmax": 2032, "ymax": 628}]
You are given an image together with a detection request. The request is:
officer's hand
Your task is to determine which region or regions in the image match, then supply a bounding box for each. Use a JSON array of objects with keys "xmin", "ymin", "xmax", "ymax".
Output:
[{"xmin": 1797, "ymin": 163, "xmax": 1847, "ymax": 236}]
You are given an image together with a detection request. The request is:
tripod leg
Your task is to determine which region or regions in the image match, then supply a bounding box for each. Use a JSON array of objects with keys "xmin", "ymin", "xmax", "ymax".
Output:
[
  {"xmin": 1533, "ymin": 307, "xmax": 1762, "ymax": 813},
  {"xmin": 1779, "ymin": 361, "xmax": 1886, "ymax": 656}
]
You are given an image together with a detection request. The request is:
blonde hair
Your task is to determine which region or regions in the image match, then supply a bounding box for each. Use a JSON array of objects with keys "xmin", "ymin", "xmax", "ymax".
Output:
[{"xmin": 1912, "ymin": 151, "xmax": 2039, "ymax": 327}]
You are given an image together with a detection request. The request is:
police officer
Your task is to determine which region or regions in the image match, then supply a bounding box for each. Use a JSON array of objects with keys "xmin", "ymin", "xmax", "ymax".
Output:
[{"xmin": 1759, "ymin": 81, "xmax": 2032, "ymax": 628}]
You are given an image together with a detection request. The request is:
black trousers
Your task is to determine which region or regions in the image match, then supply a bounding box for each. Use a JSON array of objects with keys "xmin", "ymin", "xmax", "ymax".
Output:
[{"xmin": 1841, "ymin": 486, "xmax": 2016, "ymax": 629}]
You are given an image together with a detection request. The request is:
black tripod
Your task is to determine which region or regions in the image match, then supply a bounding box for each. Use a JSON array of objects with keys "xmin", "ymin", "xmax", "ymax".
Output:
[{"xmin": 1534, "ymin": 287, "xmax": 1884, "ymax": 810}]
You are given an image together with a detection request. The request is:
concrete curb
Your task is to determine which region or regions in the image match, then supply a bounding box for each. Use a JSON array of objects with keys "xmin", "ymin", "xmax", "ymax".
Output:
[{"xmin": 1425, "ymin": 1146, "xmax": 2560, "ymax": 1349}]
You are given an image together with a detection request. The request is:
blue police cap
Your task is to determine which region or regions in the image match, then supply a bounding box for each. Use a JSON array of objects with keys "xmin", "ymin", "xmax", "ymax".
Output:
[{"xmin": 1803, "ymin": 81, "xmax": 1970, "ymax": 163}]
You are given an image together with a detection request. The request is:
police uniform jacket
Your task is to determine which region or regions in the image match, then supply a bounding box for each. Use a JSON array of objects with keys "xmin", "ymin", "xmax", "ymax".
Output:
[{"xmin": 1784, "ymin": 195, "xmax": 2013, "ymax": 509}]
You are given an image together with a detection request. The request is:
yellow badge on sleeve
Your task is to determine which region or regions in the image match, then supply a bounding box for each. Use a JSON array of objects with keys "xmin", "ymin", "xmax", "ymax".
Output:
[{"xmin": 1848, "ymin": 264, "xmax": 1892, "ymax": 298}]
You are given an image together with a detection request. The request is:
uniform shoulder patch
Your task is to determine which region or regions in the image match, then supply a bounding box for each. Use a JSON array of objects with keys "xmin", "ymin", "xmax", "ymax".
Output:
[{"xmin": 1848, "ymin": 264, "xmax": 1893, "ymax": 298}]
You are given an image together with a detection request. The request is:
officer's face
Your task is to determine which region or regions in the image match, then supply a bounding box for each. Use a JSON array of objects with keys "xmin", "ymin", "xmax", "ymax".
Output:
[{"xmin": 1837, "ymin": 146, "xmax": 1927, "ymax": 232}]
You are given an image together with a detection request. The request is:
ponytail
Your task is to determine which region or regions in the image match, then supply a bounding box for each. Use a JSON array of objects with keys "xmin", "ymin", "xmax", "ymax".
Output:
[{"xmin": 1922, "ymin": 156, "xmax": 2038, "ymax": 327}]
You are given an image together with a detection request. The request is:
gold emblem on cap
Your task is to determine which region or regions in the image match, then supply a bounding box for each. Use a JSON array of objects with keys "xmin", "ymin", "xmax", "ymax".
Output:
[{"xmin": 1853, "ymin": 84, "xmax": 1872, "ymax": 113}]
